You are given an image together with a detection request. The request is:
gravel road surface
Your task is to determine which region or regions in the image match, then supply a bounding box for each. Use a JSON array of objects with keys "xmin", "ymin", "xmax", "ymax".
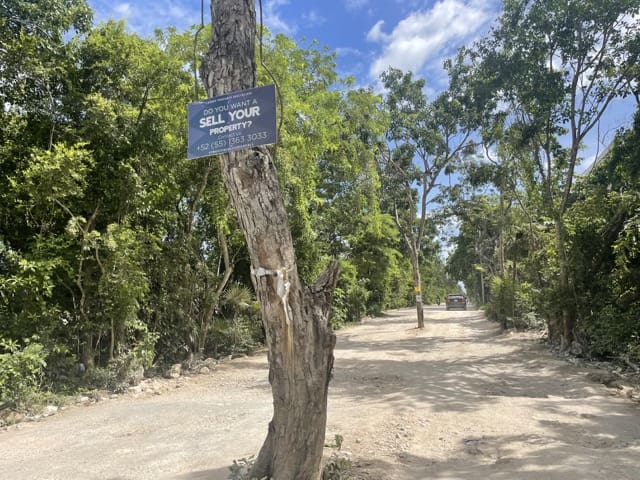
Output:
[{"xmin": 2, "ymin": 307, "xmax": 639, "ymax": 479}]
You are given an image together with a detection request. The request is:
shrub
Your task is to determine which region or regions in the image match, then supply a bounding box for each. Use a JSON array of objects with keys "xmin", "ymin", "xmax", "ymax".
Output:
[
  {"xmin": 581, "ymin": 303, "xmax": 640, "ymax": 361},
  {"xmin": 227, "ymin": 456, "xmax": 269, "ymax": 480},
  {"xmin": 82, "ymin": 366, "xmax": 128, "ymax": 392},
  {"xmin": 209, "ymin": 308, "xmax": 263, "ymax": 358},
  {"xmin": 0, "ymin": 338, "xmax": 48, "ymax": 410},
  {"xmin": 331, "ymin": 260, "xmax": 369, "ymax": 327}
]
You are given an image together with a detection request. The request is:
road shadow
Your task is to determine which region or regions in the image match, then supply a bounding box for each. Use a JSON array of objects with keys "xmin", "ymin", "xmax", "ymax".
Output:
[
  {"xmin": 346, "ymin": 434, "xmax": 640, "ymax": 480},
  {"xmin": 332, "ymin": 312, "xmax": 603, "ymax": 412},
  {"xmin": 328, "ymin": 308, "xmax": 640, "ymax": 479},
  {"xmin": 174, "ymin": 465, "xmax": 231, "ymax": 480},
  {"xmin": 214, "ymin": 355, "xmax": 268, "ymax": 371}
]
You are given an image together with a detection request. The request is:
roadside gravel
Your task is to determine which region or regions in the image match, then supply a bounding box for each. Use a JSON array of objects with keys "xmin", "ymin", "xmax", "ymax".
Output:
[{"xmin": 2, "ymin": 307, "xmax": 639, "ymax": 480}]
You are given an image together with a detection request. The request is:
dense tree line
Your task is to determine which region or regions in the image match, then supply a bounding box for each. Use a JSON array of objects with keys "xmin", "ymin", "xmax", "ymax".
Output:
[
  {"xmin": 4, "ymin": 0, "xmax": 637, "ymax": 413},
  {"xmin": 446, "ymin": 0, "xmax": 640, "ymax": 362},
  {"xmin": 0, "ymin": 0, "xmax": 453, "ymax": 408}
]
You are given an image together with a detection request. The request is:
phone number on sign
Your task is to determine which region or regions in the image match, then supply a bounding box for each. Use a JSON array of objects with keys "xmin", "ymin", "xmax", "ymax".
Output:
[
  {"xmin": 228, "ymin": 131, "xmax": 269, "ymax": 146},
  {"xmin": 196, "ymin": 139, "xmax": 228, "ymax": 152},
  {"xmin": 194, "ymin": 131, "xmax": 270, "ymax": 154}
]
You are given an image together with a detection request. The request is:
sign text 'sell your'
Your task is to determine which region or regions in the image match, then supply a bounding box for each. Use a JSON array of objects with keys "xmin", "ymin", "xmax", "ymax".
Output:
[{"xmin": 187, "ymin": 84, "xmax": 277, "ymax": 159}]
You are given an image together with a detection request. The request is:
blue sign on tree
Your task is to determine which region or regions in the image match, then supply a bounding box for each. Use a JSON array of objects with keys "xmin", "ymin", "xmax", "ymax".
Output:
[{"xmin": 187, "ymin": 84, "xmax": 277, "ymax": 159}]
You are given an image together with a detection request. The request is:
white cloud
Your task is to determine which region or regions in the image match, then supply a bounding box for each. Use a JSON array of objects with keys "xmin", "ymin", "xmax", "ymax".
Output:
[
  {"xmin": 335, "ymin": 47, "xmax": 362, "ymax": 57},
  {"xmin": 344, "ymin": 0, "xmax": 369, "ymax": 11},
  {"xmin": 114, "ymin": 3, "xmax": 132, "ymax": 17},
  {"xmin": 302, "ymin": 10, "xmax": 326, "ymax": 28},
  {"xmin": 366, "ymin": 20, "xmax": 389, "ymax": 42},
  {"xmin": 261, "ymin": 0, "xmax": 296, "ymax": 35},
  {"xmin": 367, "ymin": 0, "xmax": 497, "ymax": 81}
]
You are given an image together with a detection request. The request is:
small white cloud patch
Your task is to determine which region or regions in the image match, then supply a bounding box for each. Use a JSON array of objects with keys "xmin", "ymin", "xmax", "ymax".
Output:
[{"xmin": 367, "ymin": 0, "xmax": 496, "ymax": 80}]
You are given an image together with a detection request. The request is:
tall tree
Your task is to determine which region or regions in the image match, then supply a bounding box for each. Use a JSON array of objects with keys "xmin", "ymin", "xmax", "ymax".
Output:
[
  {"xmin": 200, "ymin": 1, "xmax": 338, "ymax": 478},
  {"xmin": 455, "ymin": 0, "xmax": 640, "ymax": 348},
  {"xmin": 567, "ymin": 109, "xmax": 640, "ymax": 360},
  {"xmin": 0, "ymin": 6, "xmax": 211, "ymax": 376},
  {"xmin": 0, "ymin": 0, "xmax": 92, "ymax": 115},
  {"xmin": 380, "ymin": 68, "xmax": 473, "ymax": 328}
]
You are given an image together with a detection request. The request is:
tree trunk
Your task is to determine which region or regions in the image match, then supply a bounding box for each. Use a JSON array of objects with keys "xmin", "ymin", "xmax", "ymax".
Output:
[
  {"xmin": 81, "ymin": 333, "xmax": 95, "ymax": 370},
  {"xmin": 498, "ymin": 184, "xmax": 506, "ymax": 278},
  {"xmin": 412, "ymin": 259, "xmax": 424, "ymax": 329},
  {"xmin": 555, "ymin": 220, "xmax": 575, "ymax": 350},
  {"xmin": 109, "ymin": 319, "xmax": 115, "ymax": 361},
  {"xmin": 196, "ymin": 228, "xmax": 234, "ymax": 356},
  {"xmin": 200, "ymin": 1, "xmax": 338, "ymax": 478}
]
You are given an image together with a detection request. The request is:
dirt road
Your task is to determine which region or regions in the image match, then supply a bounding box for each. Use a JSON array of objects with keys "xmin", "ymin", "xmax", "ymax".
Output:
[{"xmin": 2, "ymin": 307, "xmax": 639, "ymax": 479}]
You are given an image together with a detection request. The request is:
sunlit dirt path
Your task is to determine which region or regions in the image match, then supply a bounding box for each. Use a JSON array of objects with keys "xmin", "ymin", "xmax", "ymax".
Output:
[
  {"xmin": 2, "ymin": 307, "xmax": 639, "ymax": 479},
  {"xmin": 329, "ymin": 307, "xmax": 640, "ymax": 479}
]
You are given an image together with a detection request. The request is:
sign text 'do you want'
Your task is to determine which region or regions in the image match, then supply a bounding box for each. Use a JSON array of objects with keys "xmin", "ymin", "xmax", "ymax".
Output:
[{"xmin": 187, "ymin": 84, "xmax": 277, "ymax": 159}]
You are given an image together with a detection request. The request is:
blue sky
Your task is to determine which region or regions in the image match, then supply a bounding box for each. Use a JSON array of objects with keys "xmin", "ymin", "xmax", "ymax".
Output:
[
  {"xmin": 86, "ymin": 0, "xmax": 636, "ymax": 257},
  {"xmin": 87, "ymin": 0, "xmax": 635, "ymax": 163},
  {"xmin": 88, "ymin": 0, "xmax": 502, "ymax": 94}
]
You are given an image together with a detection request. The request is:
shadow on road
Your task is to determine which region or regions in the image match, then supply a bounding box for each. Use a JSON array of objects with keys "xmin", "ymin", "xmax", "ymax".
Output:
[
  {"xmin": 349, "ymin": 436, "xmax": 640, "ymax": 480},
  {"xmin": 332, "ymin": 309, "xmax": 596, "ymax": 411},
  {"xmin": 174, "ymin": 465, "xmax": 231, "ymax": 480},
  {"xmin": 329, "ymin": 308, "xmax": 640, "ymax": 480}
]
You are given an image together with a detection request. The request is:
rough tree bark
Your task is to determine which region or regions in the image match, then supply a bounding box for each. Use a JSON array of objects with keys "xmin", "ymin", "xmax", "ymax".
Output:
[
  {"xmin": 407, "ymin": 244, "xmax": 424, "ymax": 329},
  {"xmin": 200, "ymin": 1, "xmax": 339, "ymax": 478}
]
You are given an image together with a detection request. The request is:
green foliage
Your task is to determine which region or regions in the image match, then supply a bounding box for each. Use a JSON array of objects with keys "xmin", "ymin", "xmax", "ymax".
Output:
[
  {"xmin": 42, "ymin": 343, "xmax": 79, "ymax": 392},
  {"xmin": 0, "ymin": 1, "xmax": 439, "ymax": 400},
  {"xmin": 322, "ymin": 456, "xmax": 353, "ymax": 480},
  {"xmin": 449, "ymin": 0, "xmax": 640, "ymax": 347},
  {"xmin": 452, "ymin": 103, "xmax": 640, "ymax": 365},
  {"xmin": 255, "ymin": 29, "xmax": 407, "ymax": 322},
  {"xmin": 0, "ymin": 244, "xmax": 62, "ymax": 341},
  {"xmin": 1, "ymin": 5, "xmax": 197, "ymax": 381},
  {"xmin": 97, "ymin": 224, "xmax": 152, "ymax": 356},
  {"xmin": 379, "ymin": 68, "xmax": 474, "ymax": 323},
  {"xmin": 346, "ymin": 213, "xmax": 410, "ymax": 314},
  {"xmin": 485, "ymin": 275, "xmax": 512, "ymax": 328},
  {"xmin": 20, "ymin": 143, "xmax": 93, "ymax": 214},
  {"xmin": 257, "ymin": 32, "xmax": 343, "ymax": 281},
  {"xmin": 581, "ymin": 304, "xmax": 640, "ymax": 361},
  {"xmin": 0, "ymin": 0, "xmax": 92, "ymax": 114},
  {"xmin": 613, "ymin": 211, "xmax": 640, "ymax": 301},
  {"xmin": 322, "ymin": 434, "xmax": 353, "ymax": 480},
  {"xmin": 567, "ymin": 111, "xmax": 640, "ymax": 360},
  {"xmin": 331, "ymin": 260, "xmax": 369, "ymax": 327},
  {"xmin": 484, "ymin": 275, "xmax": 541, "ymax": 330},
  {"xmin": 82, "ymin": 366, "xmax": 127, "ymax": 393},
  {"xmin": 0, "ymin": 338, "xmax": 48, "ymax": 409},
  {"xmin": 209, "ymin": 285, "xmax": 263, "ymax": 357},
  {"xmin": 228, "ymin": 456, "xmax": 269, "ymax": 480}
]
